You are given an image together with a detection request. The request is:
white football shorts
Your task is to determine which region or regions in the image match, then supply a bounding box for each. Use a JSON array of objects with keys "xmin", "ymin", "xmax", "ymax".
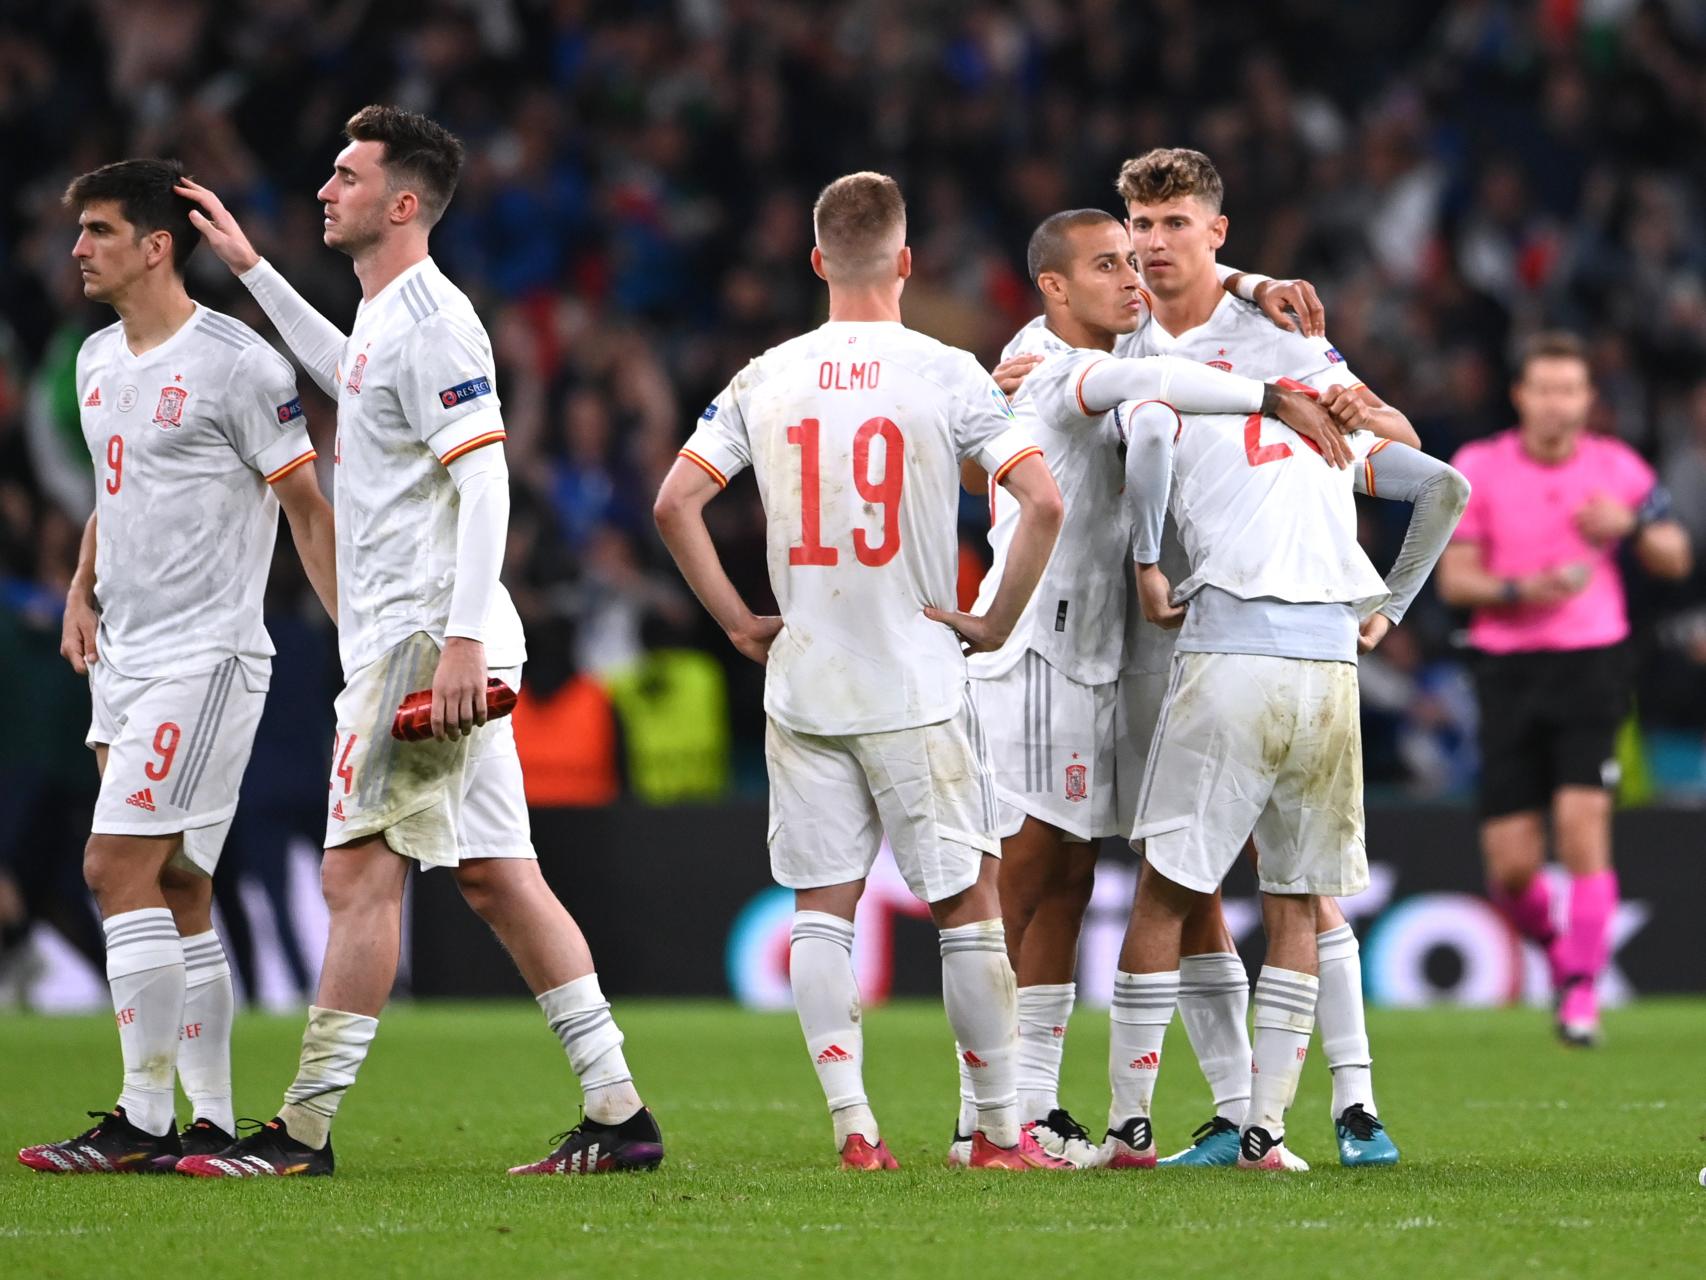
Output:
[
  {"xmin": 1114, "ymin": 667, "xmax": 1172, "ymax": 842},
  {"xmin": 765, "ymin": 691, "xmax": 999, "ymax": 904},
  {"xmin": 967, "ymin": 650, "xmax": 1118, "ymax": 843},
  {"xmin": 87, "ymin": 657, "xmax": 266, "ymax": 876},
  {"xmin": 325, "ymin": 630, "xmax": 533, "ymax": 866},
  {"xmin": 1131, "ymin": 651, "xmax": 1368, "ymax": 897}
]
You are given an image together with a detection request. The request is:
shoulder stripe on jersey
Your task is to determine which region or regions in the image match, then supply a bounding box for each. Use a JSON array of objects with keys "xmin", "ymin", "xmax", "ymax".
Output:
[
  {"xmin": 399, "ymin": 282, "xmax": 423, "ymax": 323},
  {"xmin": 196, "ymin": 323, "xmax": 250, "ymax": 351},
  {"xmin": 197, "ymin": 314, "xmax": 257, "ymax": 346},
  {"xmin": 198, "ymin": 311, "xmax": 252, "ymax": 337},
  {"xmin": 992, "ymin": 445, "xmax": 1043, "ymax": 485},
  {"xmin": 679, "ymin": 449, "xmax": 728, "ymax": 488},
  {"xmin": 439, "ymin": 430, "xmax": 506, "ymax": 465},
  {"xmin": 402, "ymin": 276, "xmax": 439, "ymax": 323},
  {"xmin": 1073, "ymin": 359, "xmax": 1110, "ymax": 416},
  {"xmin": 265, "ymin": 450, "xmax": 318, "ymax": 484}
]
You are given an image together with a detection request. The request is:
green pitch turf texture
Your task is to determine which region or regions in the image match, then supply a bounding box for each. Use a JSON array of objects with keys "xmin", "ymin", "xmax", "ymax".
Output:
[{"xmin": 3, "ymin": 1000, "xmax": 1701, "ymax": 1278}]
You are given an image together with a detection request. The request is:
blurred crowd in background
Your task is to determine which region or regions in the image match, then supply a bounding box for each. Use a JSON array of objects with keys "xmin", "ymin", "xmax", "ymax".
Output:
[{"xmin": 9, "ymin": 0, "xmax": 1706, "ymax": 979}]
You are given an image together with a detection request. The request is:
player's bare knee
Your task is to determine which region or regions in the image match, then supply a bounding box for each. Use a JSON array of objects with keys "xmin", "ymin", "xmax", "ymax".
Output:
[{"xmin": 83, "ymin": 834, "xmax": 164, "ymax": 906}]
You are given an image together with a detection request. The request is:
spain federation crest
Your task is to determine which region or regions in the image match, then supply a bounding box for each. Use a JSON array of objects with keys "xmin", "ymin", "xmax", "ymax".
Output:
[
  {"xmin": 153, "ymin": 385, "xmax": 188, "ymax": 428},
  {"xmin": 1064, "ymin": 763, "xmax": 1087, "ymax": 802}
]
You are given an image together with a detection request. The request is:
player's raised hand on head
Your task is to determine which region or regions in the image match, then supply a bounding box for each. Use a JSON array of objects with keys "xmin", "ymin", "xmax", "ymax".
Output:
[
  {"xmin": 1269, "ymin": 386, "xmax": 1352, "ymax": 468},
  {"xmin": 1357, "ymin": 613, "xmax": 1391, "ymax": 654},
  {"xmin": 60, "ymin": 584, "xmax": 98, "ymax": 676},
  {"xmin": 990, "ymin": 352, "xmax": 1043, "ymax": 397},
  {"xmin": 173, "ymin": 178, "xmax": 260, "ymax": 274},
  {"xmin": 1134, "ymin": 563, "xmax": 1186, "ymax": 630},
  {"xmin": 922, "ymin": 606, "xmax": 1007, "ymax": 653},
  {"xmin": 431, "ymin": 636, "xmax": 488, "ymax": 741},
  {"xmin": 1253, "ymin": 278, "xmax": 1325, "ymax": 337},
  {"xmin": 730, "ymin": 614, "xmax": 784, "ymax": 665}
]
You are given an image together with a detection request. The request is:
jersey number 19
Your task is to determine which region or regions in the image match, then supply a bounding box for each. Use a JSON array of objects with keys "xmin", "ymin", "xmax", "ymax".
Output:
[{"xmin": 787, "ymin": 417, "xmax": 904, "ymax": 568}]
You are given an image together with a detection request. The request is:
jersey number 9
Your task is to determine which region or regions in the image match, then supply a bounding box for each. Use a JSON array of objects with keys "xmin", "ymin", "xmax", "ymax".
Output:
[
  {"xmin": 787, "ymin": 417, "xmax": 905, "ymax": 568},
  {"xmin": 105, "ymin": 435, "xmax": 124, "ymax": 495}
]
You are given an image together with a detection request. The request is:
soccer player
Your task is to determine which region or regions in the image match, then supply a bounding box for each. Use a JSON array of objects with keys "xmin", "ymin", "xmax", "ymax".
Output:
[
  {"xmin": 1437, "ymin": 332, "xmax": 1689, "ymax": 1046},
  {"xmin": 654, "ymin": 172, "xmax": 1069, "ymax": 1171},
  {"xmin": 954, "ymin": 208, "xmax": 1341, "ymax": 1167},
  {"xmin": 1112, "ymin": 383, "xmax": 1468, "ymax": 1171},
  {"xmin": 991, "ymin": 148, "xmax": 1421, "ymax": 1168},
  {"xmin": 172, "ymin": 106, "xmax": 662, "ymax": 1177},
  {"xmin": 1114, "ymin": 148, "xmax": 1423, "ymax": 1167},
  {"xmin": 19, "ymin": 160, "xmax": 335, "ymax": 1174}
]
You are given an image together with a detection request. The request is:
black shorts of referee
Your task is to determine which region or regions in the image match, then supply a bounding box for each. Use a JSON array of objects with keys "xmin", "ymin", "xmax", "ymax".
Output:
[{"xmin": 1473, "ymin": 642, "xmax": 1630, "ymax": 819}]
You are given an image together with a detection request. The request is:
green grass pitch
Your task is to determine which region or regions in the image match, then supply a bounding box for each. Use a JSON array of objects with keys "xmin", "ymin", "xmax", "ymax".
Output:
[{"xmin": 3, "ymin": 999, "xmax": 1702, "ymax": 1278}]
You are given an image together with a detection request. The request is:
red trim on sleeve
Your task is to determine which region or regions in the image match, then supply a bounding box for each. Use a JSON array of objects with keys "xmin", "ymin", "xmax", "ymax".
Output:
[
  {"xmin": 438, "ymin": 430, "xmax": 507, "ymax": 466},
  {"xmin": 992, "ymin": 445, "xmax": 1044, "ymax": 486},
  {"xmin": 264, "ymin": 450, "xmax": 317, "ymax": 484},
  {"xmin": 1073, "ymin": 358, "xmax": 1111, "ymax": 416},
  {"xmin": 679, "ymin": 448, "xmax": 728, "ymax": 489}
]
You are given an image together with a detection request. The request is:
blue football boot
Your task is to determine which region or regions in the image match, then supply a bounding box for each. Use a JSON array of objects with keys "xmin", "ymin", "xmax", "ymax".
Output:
[
  {"xmin": 1157, "ymin": 1115, "xmax": 1241, "ymax": 1167},
  {"xmin": 1336, "ymin": 1103, "xmax": 1400, "ymax": 1167}
]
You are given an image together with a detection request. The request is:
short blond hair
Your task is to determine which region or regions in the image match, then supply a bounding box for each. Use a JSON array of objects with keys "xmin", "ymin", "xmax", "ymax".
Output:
[
  {"xmin": 1115, "ymin": 148, "xmax": 1224, "ymax": 214},
  {"xmin": 812, "ymin": 172, "xmax": 906, "ymax": 281}
]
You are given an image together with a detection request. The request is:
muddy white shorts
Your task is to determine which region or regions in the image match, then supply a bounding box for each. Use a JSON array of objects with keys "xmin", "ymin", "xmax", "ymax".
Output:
[
  {"xmin": 766, "ymin": 692, "xmax": 999, "ymax": 904},
  {"xmin": 326, "ymin": 631, "xmax": 532, "ymax": 867},
  {"xmin": 968, "ymin": 650, "xmax": 1118, "ymax": 842},
  {"xmin": 88, "ymin": 657, "xmax": 266, "ymax": 876},
  {"xmin": 1131, "ymin": 651, "xmax": 1368, "ymax": 897}
]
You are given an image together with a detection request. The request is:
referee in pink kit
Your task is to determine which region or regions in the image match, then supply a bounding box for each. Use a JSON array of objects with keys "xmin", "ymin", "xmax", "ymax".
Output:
[{"xmin": 1437, "ymin": 332, "xmax": 1690, "ymax": 1046}]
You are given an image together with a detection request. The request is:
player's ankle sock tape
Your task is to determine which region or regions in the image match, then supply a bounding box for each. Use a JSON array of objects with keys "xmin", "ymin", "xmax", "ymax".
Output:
[
  {"xmin": 1177, "ymin": 953, "xmax": 1251, "ymax": 1121},
  {"xmin": 539, "ymin": 973, "xmax": 632, "ymax": 1089},
  {"xmin": 280, "ymin": 1005, "xmax": 379, "ymax": 1146},
  {"xmin": 1016, "ymin": 983, "xmax": 1075, "ymax": 1118},
  {"xmin": 178, "ymin": 931, "xmax": 236, "ymax": 1133}
]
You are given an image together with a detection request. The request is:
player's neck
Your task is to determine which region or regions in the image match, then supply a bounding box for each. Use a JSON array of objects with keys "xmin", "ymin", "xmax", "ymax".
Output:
[
  {"xmin": 825, "ymin": 283, "xmax": 903, "ymax": 324},
  {"xmin": 1147, "ymin": 270, "xmax": 1223, "ymax": 337},
  {"xmin": 351, "ymin": 234, "xmax": 431, "ymax": 302},
  {"xmin": 112, "ymin": 278, "xmax": 197, "ymax": 356},
  {"xmin": 1045, "ymin": 306, "xmax": 1116, "ymax": 353}
]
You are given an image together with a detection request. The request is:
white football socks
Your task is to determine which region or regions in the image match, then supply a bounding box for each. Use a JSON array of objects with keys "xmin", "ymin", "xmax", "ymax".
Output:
[
  {"xmin": 1015, "ymin": 983, "xmax": 1075, "ymax": 1122},
  {"xmin": 279, "ymin": 1005, "xmax": 379, "ymax": 1149},
  {"xmin": 1248, "ymin": 966, "xmax": 1318, "ymax": 1141},
  {"xmin": 1108, "ymin": 969, "xmax": 1178, "ymax": 1128},
  {"xmin": 104, "ymin": 908, "xmax": 185, "ymax": 1137},
  {"xmin": 1316, "ymin": 924, "xmax": 1376, "ymax": 1119},
  {"xmin": 1177, "ymin": 951, "xmax": 1252, "ymax": 1127},
  {"xmin": 539, "ymin": 972, "xmax": 643, "ymax": 1125},
  {"xmin": 178, "ymin": 929, "xmax": 235, "ymax": 1133},
  {"xmin": 789, "ymin": 911, "xmax": 876, "ymax": 1146},
  {"xmin": 940, "ymin": 919, "xmax": 1019, "ymax": 1149}
]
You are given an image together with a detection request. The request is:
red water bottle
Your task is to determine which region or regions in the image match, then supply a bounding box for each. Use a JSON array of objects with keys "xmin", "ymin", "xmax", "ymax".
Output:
[{"xmin": 391, "ymin": 678, "xmax": 518, "ymax": 741}]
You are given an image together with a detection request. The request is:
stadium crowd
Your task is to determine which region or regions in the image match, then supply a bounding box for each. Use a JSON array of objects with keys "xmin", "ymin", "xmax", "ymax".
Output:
[{"xmin": 7, "ymin": 0, "xmax": 1706, "ymax": 855}]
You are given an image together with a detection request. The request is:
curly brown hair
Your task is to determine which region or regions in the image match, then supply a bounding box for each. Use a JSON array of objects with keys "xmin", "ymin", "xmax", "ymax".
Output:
[{"xmin": 1115, "ymin": 148, "xmax": 1224, "ymax": 214}]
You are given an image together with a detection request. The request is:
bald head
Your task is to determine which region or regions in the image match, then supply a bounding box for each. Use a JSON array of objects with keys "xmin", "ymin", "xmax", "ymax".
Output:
[{"xmin": 812, "ymin": 171, "xmax": 907, "ymax": 284}]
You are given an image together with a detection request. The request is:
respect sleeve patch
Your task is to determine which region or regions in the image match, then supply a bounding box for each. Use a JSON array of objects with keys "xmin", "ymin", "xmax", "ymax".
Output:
[
  {"xmin": 275, "ymin": 396, "xmax": 304, "ymax": 424},
  {"xmin": 438, "ymin": 376, "xmax": 493, "ymax": 409}
]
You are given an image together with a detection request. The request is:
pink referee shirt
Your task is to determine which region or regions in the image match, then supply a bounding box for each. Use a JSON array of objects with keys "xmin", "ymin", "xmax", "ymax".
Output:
[{"xmin": 1450, "ymin": 428, "xmax": 1655, "ymax": 654}]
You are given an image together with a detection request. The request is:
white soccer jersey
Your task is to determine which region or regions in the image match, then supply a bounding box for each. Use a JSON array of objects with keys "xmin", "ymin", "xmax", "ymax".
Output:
[
  {"xmin": 76, "ymin": 305, "xmax": 316, "ymax": 683},
  {"xmin": 1151, "ymin": 410, "xmax": 1389, "ymax": 613},
  {"xmin": 967, "ymin": 317, "xmax": 1134, "ymax": 686},
  {"xmin": 1117, "ymin": 295, "xmax": 1371, "ymax": 674},
  {"xmin": 680, "ymin": 320, "xmax": 1039, "ymax": 737},
  {"xmin": 330, "ymin": 258, "xmax": 526, "ymax": 678}
]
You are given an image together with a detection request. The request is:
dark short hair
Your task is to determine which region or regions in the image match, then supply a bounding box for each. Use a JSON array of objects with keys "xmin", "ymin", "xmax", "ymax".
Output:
[
  {"xmin": 1026, "ymin": 208, "xmax": 1120, "ymax": 287},
  {"xmin": 1116, "ymin": 147, "xmax": 1225, "ymax": 215},
  {"xmin": 62, "ymin": 158, "xmax": 198, "ymax": 273},
  {"xmin": 1516, "ymin": 330, "xmax": 1590, "ymax": 378},
  {"xmin": 344, "ymin": 104, "xmax": 465, "ymax": 227}
]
